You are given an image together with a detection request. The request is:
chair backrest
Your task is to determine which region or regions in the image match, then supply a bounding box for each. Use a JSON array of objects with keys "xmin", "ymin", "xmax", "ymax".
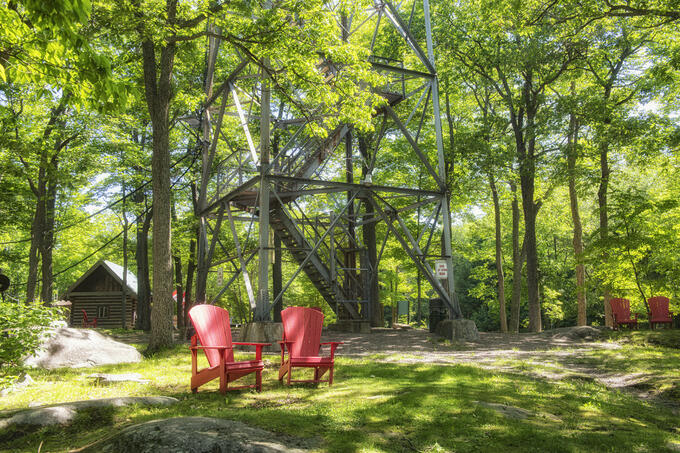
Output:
[
  {"xmin": 648, "ymin": 296, "xmax": 670, "ymax": 318},
  {"xmin": 609, "ymin": 298, "xmax": 631, "ymax": 320},
  {"xmin": 281, "ymin": 306, "xmax": 324, "ymax": 358},
  {"xmin": 188, "ymin": 304, "xmax": 234, "ymax": 366},
  {"xmin": 81, "ymin": 309, "xmax": 89, "ymax": 321}
]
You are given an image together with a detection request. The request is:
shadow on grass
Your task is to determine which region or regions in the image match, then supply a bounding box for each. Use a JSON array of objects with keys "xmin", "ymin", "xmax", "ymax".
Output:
[{"xmin": 2, "ymin": 357, "xmax": 679, "ymax": 452}]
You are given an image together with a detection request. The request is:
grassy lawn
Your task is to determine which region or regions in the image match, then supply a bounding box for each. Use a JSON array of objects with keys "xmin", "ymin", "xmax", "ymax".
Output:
[{"xmin": 1, "ymin": 333, "xmax": 679, "ymax": 452}]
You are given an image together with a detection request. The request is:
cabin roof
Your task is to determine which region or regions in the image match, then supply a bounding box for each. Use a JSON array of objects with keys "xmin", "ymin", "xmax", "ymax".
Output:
[{"xmin": 64, "ymin": 259, "xmax": 138, "ymax": 297}]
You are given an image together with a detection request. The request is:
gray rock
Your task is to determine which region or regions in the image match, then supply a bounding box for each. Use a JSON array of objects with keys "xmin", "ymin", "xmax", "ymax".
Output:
[
  {"xmin": 80, "ymin": 416, "xmax": 312, "ymax": 453},
  {"xmin": 0, "ymin": 373, "xmax": 34, "ymax": 396},
  {"xmin": 549, "ymin": 326, "xmax": 603, "ymax": 341},
  {"xmin": 88, "ymin": 373, "xmax": 150, "ymax": 385},
  {"xmin": 475, "ymin": 401, "xmax": 532, "ymax": 419},
  {"xmin": 436, "ymin": 319, "xmax": 480, "ymax": 341},
  {"xmin": 0, "ymin": 396, "xmax": 178, "ymax": 430},
  {"xmin": 24, "ymin": 327, "xmax": 142, "ymax": 369}
]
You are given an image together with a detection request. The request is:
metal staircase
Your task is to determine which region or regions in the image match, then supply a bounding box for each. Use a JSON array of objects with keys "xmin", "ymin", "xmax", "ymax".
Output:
[{"xmin": 269, "ymin": 202, "xmax": 364, "ymax": 319}]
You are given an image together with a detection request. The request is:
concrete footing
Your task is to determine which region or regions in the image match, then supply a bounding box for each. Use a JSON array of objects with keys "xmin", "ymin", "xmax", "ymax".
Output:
[
  {"xmin": 240, "ymin": 322, "xmax": 283, "ymax": 352},
  {"xmin": 327, "ymin": 320, "xmax": 371, "ymax": 334},
  {"xmin": 435, "ymin": 319, "xmax": 480, "ymax": 341}
]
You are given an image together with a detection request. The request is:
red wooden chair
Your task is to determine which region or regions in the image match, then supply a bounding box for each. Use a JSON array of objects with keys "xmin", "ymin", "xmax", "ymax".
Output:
[
  {"xmin": 609, "ymin": 298, "xmax": 639, "ymax": 330},
  {"xmin": 188, "ymin": 304, "xmax": 269, "ymax": 393},
  {"xmin": 278, "ymin": 306, "xmax": 342, "ymax": 386},
  {"xmin": 81, "ymin": 309, "xmax": 97, "ymax": 328},
  {"xmin": 648, "ymin": 296, "xmax": 674, "ymax": 329}
]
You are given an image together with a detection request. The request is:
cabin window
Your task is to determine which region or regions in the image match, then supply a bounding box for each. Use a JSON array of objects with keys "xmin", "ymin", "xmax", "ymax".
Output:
[{"xmin": 97, "ymin": 306, "xmax": 110, "ymax": 318}]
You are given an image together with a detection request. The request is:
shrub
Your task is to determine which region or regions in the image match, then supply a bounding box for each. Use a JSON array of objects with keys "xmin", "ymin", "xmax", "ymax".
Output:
[{"xmin": 0, "ymin": 300, "xmax": 60, "ymax": 387}]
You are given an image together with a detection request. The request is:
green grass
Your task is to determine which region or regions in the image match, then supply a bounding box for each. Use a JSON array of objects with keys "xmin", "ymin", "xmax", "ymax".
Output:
[
  {"xmin": 603, "ymin": 329, "xmax": 680, "ymax": 349},
  {"xmin": 1, "ymin": 334, "xmax": 679, "ymax": 452}
]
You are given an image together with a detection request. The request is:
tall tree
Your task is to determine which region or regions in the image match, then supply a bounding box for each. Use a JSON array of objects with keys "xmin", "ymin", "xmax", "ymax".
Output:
[{"xmin": 440, "ymin": 0, "xmax": 579, "ymax": 331}]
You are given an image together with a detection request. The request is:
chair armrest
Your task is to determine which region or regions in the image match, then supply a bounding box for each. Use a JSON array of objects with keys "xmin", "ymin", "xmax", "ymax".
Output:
[
  {"xmin": 233, "ymin": 342, "xmax": 271, "ymax": 361},
  {"xmin": 189, "ymin": 345, "xmax": 233, "ymax": 350},
  {"xmin": 321, "ymin": 341, "xmax": 343, "ymax": 359},
  {"xmin": 279, "ymin": 340, "xmax": 294, "ymax": 364}
]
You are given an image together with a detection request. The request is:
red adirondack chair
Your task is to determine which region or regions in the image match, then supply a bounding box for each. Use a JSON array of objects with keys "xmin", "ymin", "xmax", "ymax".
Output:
[
  {"xmin": 648, "ymin": 296, "xmax": 674, "ymax": 329},
  {"xmin": 609, "ymin": 298, "xmax": 639, "ymax": 330},
  {"xmin": 278, "ymin": 306, "xmax": 342, "ymax": 386},
  {"xmin": 188, "ymin": 304, "xmax": 270, "ymax": 393},
  {"xmin": 81, "ymin": 309, "xmax": 97, "ymax": 328}
]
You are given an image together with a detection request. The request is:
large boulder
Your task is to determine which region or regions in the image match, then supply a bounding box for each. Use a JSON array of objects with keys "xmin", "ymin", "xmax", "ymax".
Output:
[
  {"xmin": 0, "ymin": 397, "xmax": 178, "ymax": 431},
  {"xmin": 80, "ymin": 417, "xmax": 313, "ymax": 453},
  {"xmin": 548, "ymin": 326, "xmax": 603, "ymax": 342},
  {"xmin": 435, "ymin": 318, "xmax": 480, "ymax": 341},
  {"xmin": 24, "ymin": 327, "xmax": 142, "ymax": 369}
]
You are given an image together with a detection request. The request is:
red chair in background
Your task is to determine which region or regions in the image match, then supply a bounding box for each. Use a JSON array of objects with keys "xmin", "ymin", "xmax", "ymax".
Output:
[
  {"xmin": 609, "ymin": 298, "xmax": 639, "ymax": 330},
  {"xmin": 81, "ymin": 309, "xmax": 97, "ymax": 328},
  {"xmin": 278, "ymin": 306, "xmax": 342, "ymax": 386},
  {"xmin": 188, "ymin": 304, "xmax": 269, "ymax": 393},
  {"xmin": 648, "ymin": 296, "xmax": 674, "ymax": 329}
]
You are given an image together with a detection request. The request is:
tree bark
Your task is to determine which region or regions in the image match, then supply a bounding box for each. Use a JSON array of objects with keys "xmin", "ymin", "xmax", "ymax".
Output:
[
  {"xmin": 489, "ymin": 173, "xmax": 508, "ymax": 332},
  {"xmin": 39, "ymin": 170, "xmax": 56, "ymax": 304},
  {"xmin": 509, "ymin": 182, "xmax": 522, "ymax": 333},
  {"xmin": 272, "ymin": 231, "xmax": 283, "ymax": 322},
  {"xmin": 598, "ymin": 114, "xmax": 614, "ymax": 328},
  {"xmin": 174, "ymin": 254, "xmax": 184, "ymax": 330},
  {"xmin": 515, "ymin": 92, "xmax": 541, "ymax": 332},
  {"xmin": 26, "ymin": 198, "xmax": 43, "ymax": 303},
  {"xmin": 135, "ymin": 205, "xmax": 152, "ymax": 331},
  {"xmin": 592, "ymin": 43, "xmax": 633, "ymax": 327},
  {"xmin": 567, "ymin": 110, "xmax": 587, "ymax": 326},
  {"xmin": 24, "ymin": 96, "xmax": 68, "ymax": 303},
  {"xmin": 358, "ymin": 134, "xmax": 381, "ymax": 326},
  {"xmin": 184, "ymin": 237, "xmax": 196, "ymax": 329},
  {"xmin": 140, "ymin": 0, "xmax": 178, "ymax": 352}
]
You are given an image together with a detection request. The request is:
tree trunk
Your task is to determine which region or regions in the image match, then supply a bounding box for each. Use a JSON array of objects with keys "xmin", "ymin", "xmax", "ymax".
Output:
[
  {"xmin": 567, "ymin": 111, "xmax": 587, "ymax": 326},
  {"xmin": 273, "ymin": 231, "xmax": 283, "ymax": 322},
  {"xmin": 24, "ymin": 96, "xmax": 68, "ymax": 303},
  {"xmin": 358, "ymin": 134, "xmax": 381, "ymax": 326},
  {"xmin": 135, "ymin": 207, "xmax": 152, "ymax": 331},
  {"xmin": 509, "ymin": 181, "xmax": 522, "ymax": 333},
  {"xmin": 26, "ymin": 200, "xmax": 43, "ymax": 303},
  {"xmin": 599, "ymin": 120, "xmax": 613, "ymax": 328},
  {"xmin": 489, "ymin": 173, "xmax": 507, "ymax": 332},
  {"xmin": 141, "ymin": 1, "xmax": 178, "ymax": 352},
  {"xmin": 184, "ymin": 237, "xmax": 196, "ymax": 331},
  {"xmin": 514, "ymin": 83, "xmax": 541, "ymax": 333},
  {"xmin": 174, "ymin": 254, "xmax": 184, "ymax": 330},
  {"xmin": 520, "ymin": 160, "xmax": 541, "ymax": 333},
  {"xmin": 39, "ymin": 177, "xmax": 56, "ymax": 304}
]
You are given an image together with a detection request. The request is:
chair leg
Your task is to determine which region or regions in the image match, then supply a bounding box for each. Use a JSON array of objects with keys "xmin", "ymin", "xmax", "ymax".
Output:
[
  {"xmin": 287, "ymin": 365, "xmax": 292, "ymax": 385},
  {"xmin": 278, "ymin": 360, "xmax": 289, "ymax": 381},
  {"xmin": 329, "ymin": 366, "xmax": 334, "ymax": 386},
  {"xmin": 219, "ymin": 369, "xmax": 227, "ymax": 394},
  {"xmin": 314, "ymin": 368, "xmax": 320, "ymax": 382},
  {"xmin": 256, "ymin": 370, "xmax": 262, "ymax": 392}
]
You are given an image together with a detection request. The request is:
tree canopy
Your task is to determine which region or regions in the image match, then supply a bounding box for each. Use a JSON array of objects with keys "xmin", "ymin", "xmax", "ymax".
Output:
[{"xmin": 1, "ymin": 0, "xmax": 679, "ymax": 340}]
